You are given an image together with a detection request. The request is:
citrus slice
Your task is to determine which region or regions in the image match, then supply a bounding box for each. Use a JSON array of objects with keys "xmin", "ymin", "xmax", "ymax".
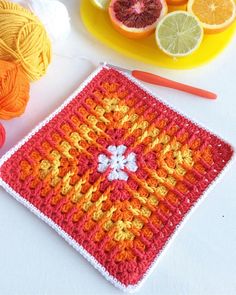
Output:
[
  {"xmin": 108, "ymin": 0, "xmax": 168, "ymax": 39},
  {"xmin": 91, "ymin": 0, "xmax": 110, "ymax": 10},
  {"xmin": 166, "ymin": 0, "xmax": 187, "ymax": 6},
  {"xmin": 155, "ymin": 11, "xmax": 203, "ymax": 57},
  {"xmin": 188, "ymin": 0, "xmax": 236, "ymax": 33}
]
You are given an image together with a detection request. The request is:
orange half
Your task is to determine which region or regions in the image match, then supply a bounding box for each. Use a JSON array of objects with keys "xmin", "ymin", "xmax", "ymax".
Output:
[
  {"xmin": 188, "ymin": 0, "xmax": 236, "ymax": 33},
  {"xmin": 167, "ymin": 0, "xmax": 187, "ymax": 6}
]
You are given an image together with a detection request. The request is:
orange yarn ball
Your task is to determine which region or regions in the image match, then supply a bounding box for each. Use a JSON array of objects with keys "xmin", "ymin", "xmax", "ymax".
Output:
[{"xmin": 0, "ymin": 60, "xmax": 30, "ymax": 120}]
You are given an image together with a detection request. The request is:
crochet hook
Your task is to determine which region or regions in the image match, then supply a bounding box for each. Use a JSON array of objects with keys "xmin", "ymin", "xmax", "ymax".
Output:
[{"xmin": 106, "ymin": 64, "xmax": 217, "ymax": 100}]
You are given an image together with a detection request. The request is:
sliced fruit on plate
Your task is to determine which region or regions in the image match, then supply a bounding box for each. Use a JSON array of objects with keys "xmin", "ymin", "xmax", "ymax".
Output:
[
  {"xmin": 108, "ymin": 0, "xmax": 168, "ymax": 39},
  {"xmin": 166, "ymin": 0, "xmax": 187, "ymax": 6},
  {"xmin": 156, "ymin": 11, "xmax": 203, "ymax": 57},
  {"xmin": 188, "ymin": 0, "xmax": 236, "ymax": 34},
  {"xmin": 91, "ymin": 0, "xmax": 110, "ymax": 10}
]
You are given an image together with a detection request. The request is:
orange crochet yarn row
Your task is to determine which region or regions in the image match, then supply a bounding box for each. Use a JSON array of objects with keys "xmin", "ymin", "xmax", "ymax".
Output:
[{"xmin": 0, "ymin": 60, "xmax": 30, "ymax": 120}]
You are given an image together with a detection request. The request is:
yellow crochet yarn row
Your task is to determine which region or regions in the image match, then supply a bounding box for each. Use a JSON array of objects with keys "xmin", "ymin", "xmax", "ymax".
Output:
[{"xmin": 0, "ymin": 0, "xmax": 51, "ymax": 81}]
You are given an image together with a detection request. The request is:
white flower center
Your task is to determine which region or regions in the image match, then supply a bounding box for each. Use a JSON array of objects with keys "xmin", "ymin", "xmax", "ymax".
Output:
[{"xmin": 98, "ymin": 145, "xmax": 138, "ymax": 181}]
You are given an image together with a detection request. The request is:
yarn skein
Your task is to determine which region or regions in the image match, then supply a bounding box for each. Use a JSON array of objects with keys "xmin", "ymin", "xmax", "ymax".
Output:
[
  {"xmin": 0, "ymin": 0, "xmax": 52, "ymax": 81},
  {"xmin": 0, "ymin": 60, "xmax": 30, "ymax": 120}
]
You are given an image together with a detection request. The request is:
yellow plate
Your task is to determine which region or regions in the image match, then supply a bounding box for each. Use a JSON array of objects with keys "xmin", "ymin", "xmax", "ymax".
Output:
[{"xmin": 80, "ymin": 0, "xmax": 236, "ymax": 69}]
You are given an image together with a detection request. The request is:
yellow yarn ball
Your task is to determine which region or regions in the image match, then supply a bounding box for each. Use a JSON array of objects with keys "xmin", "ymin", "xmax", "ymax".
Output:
[{"xmin": 0, "ymin": 0, "xmax": 52, "ymax": 81}]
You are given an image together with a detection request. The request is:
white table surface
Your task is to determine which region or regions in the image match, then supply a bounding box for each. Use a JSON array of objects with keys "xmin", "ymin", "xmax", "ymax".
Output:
[{"xmin": 0, "ymin": 1, "xmax": 236, "ymax": 294}]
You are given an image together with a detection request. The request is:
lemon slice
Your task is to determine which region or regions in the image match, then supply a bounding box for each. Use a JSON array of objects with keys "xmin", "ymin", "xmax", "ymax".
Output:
[
  {"xmin": 91, "ymin": 0, "xmax": 110, "ymax": 10},
  {"xmin": 155, "ymin": 11, "xmax": 204, "ymax": 57}
]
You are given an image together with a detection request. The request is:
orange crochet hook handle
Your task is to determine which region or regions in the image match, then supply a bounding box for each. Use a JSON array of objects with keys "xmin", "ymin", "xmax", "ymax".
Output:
[{"xmin": 132, "ymin": 70, "xmax": 217, "ymax": 100}]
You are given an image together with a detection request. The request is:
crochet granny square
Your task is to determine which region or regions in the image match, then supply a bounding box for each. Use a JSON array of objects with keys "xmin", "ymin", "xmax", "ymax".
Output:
[{"xmin": 0, "ymin": 66, "xmax": 234, "ymax": 292}]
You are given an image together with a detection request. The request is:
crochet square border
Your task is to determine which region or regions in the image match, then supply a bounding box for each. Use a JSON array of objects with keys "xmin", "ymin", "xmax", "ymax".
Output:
[{"xmin": 0, "ymin": 65, "xmax": 234, "ymax": 292}]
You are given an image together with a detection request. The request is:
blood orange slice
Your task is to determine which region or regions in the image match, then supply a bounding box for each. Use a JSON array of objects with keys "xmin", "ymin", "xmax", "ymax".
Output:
[{"xmin": 108, "ymin": 0, "xmax": 168, "ymax": 39}]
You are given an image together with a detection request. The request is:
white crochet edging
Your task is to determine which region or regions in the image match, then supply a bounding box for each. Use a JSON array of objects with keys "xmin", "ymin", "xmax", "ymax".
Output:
[{"xmin": 0, "ymin": 65, "xmax": 235, "ymax": 293}]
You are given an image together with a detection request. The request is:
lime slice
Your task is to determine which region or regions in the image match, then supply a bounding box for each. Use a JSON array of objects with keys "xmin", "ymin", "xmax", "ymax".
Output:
[
  {"xmin": 155, "ymin": 11, "xmax": 204, "ymax": 57},
  {"xmin": 91, "ymin": 0, "xmax": 110, "ymax": 10}
]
